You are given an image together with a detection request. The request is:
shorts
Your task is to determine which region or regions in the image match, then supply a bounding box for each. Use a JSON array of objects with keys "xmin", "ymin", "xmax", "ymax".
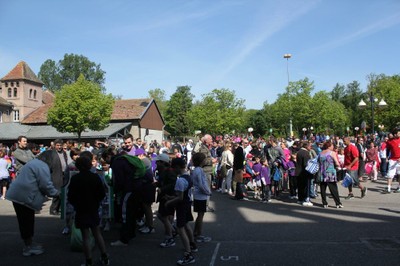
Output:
[
  {"xmin": 75, "ymin": 210, "xmax": 100, "ymax": 229},
  {"xmin": 193, "ymin": 199, "xmax": 207, "ymax": 213},
  {"xmin": 0, "ymin": 178, "xmax": 10, "ymax": 188},
  {"xmin": 387, "ymin": 160, "xmax": 400, "ymax": 179},
  {"xmin": 157, "ymin": 200, "xmax": 175, "ymax": 217},
  {"xmin": 175, "ymin": 202, "xmax": 193, "ymax": 228},
  {"xmin": 348, "ymin": 170, "xmax": 360, "ymax": 186}
]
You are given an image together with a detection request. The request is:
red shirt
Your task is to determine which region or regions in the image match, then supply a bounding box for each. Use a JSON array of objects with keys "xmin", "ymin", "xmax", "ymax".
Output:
[
  {"xmin": 387, "ymin": 138, "xmax": 400, "ymax": 160},
  {"xmin": 344, "ymin": 143, "xmax": 359, "ymax": 170}
]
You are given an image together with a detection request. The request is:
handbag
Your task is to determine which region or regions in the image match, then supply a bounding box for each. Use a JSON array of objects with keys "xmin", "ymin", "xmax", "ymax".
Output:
[
  {"xmin": 70, "ymin": 221, "xmax": 95, "ymax": 252},
  {"xmin": 341, "ymin": 173, "xmax": 353, "ymax": 188},
  {"xmin": 306, "ymin": 156, "xmax": 319, "ymax": 174},
  {"xmin": 364, "ymin": 162, "xmax": 373, "ymax": 175}
]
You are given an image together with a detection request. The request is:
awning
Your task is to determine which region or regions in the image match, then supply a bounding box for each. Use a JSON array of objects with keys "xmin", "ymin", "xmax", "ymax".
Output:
[{"xmin": 0, "ymin": 122, "xmax": 132, "ymax": 141}]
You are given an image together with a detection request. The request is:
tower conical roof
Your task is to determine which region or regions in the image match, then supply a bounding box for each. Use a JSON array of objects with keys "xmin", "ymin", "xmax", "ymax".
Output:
[{"xmin": 1, "ymin": 61, "xmax": 43, "ymax": 85}]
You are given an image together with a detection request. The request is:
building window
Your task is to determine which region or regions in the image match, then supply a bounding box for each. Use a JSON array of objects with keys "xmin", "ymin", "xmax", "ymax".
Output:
[
  {"xmin": 5, "ymin": 82, "xmax": 8, "ymax": 87},
  {"xmin": 11, "ymin": 82, "xmax": 14, "ymax": 87},
  {"xmin": 16, "ymin": 81, "xmax": 19, "ymax": 87},
  {"xmin": 8, "ymin": 88, "xmax": 12, "ymax": 97},
  {"xmin": 13, "ymin": 110, "xmax": 20, "ymax": 122},
  {"xmin": 34, "ymin": 90, "xmax": 37, "ymax": 99},
  {"xmin": 13, "ymin": 88, "xmax": 17, "ymax": 97},
  {"xmin": 29, "ymin": 89, "xmax": 32, "ymax": 98}
]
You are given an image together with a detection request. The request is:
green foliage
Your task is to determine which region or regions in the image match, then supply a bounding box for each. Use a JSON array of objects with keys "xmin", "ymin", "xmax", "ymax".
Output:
[
  {"xmin": 164, "ymin": 86, "xmax": 194, "ymax": 136},
  {"xmin": 188, "ymin": 88, "xmax": 245, "ymax": 135},
  {"xmin": 38, "ymin": 54, "xmax": 106, "ymax": 93},
  {"xmin": 148, "ymin": 88, "xmax": 166, "ymax": 117},
  {"xmin": 47, "ymin": 75, "xmax": 114, "ymax": 140}
]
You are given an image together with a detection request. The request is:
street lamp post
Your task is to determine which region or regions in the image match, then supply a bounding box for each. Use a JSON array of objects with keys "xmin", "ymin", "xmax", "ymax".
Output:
[
  {"xmin": 284, "ymin": 53, "xmax": 292, "ymax": 137},
  {"xmin": 358, "ymin": 92, "xmax": 387, "ymax": 135}
]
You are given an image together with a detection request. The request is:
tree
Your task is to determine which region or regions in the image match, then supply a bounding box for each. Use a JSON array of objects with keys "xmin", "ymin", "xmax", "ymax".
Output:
[
  {"xmin": 164, "ymin": 86, "xmax": 194, "ymax": 137},
  {"xmin": 38, "ymin": 53, "xmax": 106, "ymax": 93},
  {"xmin": 47, "ymin": 74, "xmax": 114, "ymax": 141},
  {"xmin": 188, "ymin": 88, "xmax": 245, "ymax": 135},
  {"xmin": 148, "ymin": 88, "xmax": 166, "ymax": 117}
]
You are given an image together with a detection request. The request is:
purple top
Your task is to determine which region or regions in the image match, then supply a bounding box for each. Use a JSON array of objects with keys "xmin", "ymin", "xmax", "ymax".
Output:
[
  {"xmin": 260, "ymin": 165, "xmax": 271, "ymax": 185},
  {"xmin": 252, "ymin": 162, "xmax": 262, "ymax": 181}
]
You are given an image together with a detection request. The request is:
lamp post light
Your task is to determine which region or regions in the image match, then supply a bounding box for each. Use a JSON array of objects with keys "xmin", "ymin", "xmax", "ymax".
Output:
[
  {"xmin": 358, "ymin": 91, "xmax": 387, "ymax": 134},
  {"xmin": 283, "ymin": 53, "xmax": 293, "ymax": 137},
  {"xmin": 283, "ymin": 53, "xmax": 292, "ymax": 85},
  {"xmin": 302, "ymin": 127, "xmax": 307, "ymax": 139}
]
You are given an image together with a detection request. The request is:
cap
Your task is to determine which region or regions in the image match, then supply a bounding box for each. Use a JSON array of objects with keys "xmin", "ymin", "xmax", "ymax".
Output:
[
  {"xmin": 155, "ymin": 153, "xmax": 170, "ymax": 163},
  {"xmin": 135, "ymin": 148, "xmax": 146, "ymax": 156},
  {"xmin": 246, "ymin": 153, "xmax": 253, "ymax": 159}
]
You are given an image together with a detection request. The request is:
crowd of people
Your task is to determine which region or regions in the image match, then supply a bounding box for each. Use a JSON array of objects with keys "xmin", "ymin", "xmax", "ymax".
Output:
[{"xmin": 0, "ymin": 127, "xmax": 400, "ymax": 265}]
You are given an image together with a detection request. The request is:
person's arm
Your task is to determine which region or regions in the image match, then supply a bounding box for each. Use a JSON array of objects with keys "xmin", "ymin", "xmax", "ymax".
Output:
[
  {"xmin": 196, "ymin": 169, "xmax": 211, "ymax": 195},
  {"xmin": 37, "ymin": 163, "xmax": 59, "ymax": 197}
]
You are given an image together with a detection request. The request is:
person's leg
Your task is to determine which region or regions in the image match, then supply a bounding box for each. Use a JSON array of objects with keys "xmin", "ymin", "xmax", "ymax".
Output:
[
  {"xmin": 178, "ymin": 226, "xmax": 191, "ymax": 253},
  {"xmin": 119, "ymin": 193, "xmax": 136, "ymax": 243},
  {"xmin": 80, "ymin": 228, "xmax": 93, "ymax": 264},
  {"xmin": 226, "ymin": 168, "xmax": 233, "ymax": 194},
  {"xmin": 320, "ymin": 182, "xmax": 328, "ymax": 206},
  {"xmin": 142, "ymin": 202, "xmax": 153, "ymax": 229},
  {"xmin": 327, "ymin": 182, "xmax": 341, "ymax": 206},
  {"xmin": 90, "ymin": 226, "xmax": 109, "ymax": 264},
  {"xmin": 13, "ymin": 202, "xmax": 35, "ymax": 246},
  {"xmin": 193, "ymin": 212, "xmax": 204, "ymax": 237}
]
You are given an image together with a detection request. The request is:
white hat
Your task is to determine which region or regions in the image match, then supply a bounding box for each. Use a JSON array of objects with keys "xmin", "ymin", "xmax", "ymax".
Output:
[{"xmin": 189, "ymin": 139, "xmax": 193, "ymax": 142}]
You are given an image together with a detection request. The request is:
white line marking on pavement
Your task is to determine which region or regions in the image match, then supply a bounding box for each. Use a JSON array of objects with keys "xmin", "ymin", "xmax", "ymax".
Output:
[{"xmin": 210, "ymin": 242, "xmax": 221, "ymax": 266}]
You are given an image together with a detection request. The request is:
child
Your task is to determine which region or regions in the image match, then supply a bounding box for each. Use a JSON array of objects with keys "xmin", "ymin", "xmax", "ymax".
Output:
[
  {"xmin": 165, "ymin": 158, "xmax": 197, "ymax": 265},
  {"xmin": 260, "ymin": 159, "xmax": 271, "ymax": 203},
  {"xmin": 68, "ymin": 155, "xmax": 109, "ymax": 266},
  {"xmin": 0, "ymin": 150, "xmax": 11, "ymax": 200},
  {"xmin": 251, "ymin": 156, "xmax": 262, "ymax": 200},
  {"xmin": 288, "ymin": 154, "xmax": 298, "ymax": 200},
  {"xmin": 191, "ymin": 153, "xmax": 212, "ymax": 243}
]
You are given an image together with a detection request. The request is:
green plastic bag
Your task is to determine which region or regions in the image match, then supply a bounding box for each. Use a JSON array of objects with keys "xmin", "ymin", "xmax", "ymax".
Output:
[{"xmin": 70, "ymin": 222, "xmax": 95, "ymax": 252}]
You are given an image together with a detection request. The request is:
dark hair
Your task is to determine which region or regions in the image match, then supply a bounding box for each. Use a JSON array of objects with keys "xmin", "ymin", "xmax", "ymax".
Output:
[
  {"xmin": 322, "ymin": 141, "xmax": 332, "ymax": 150},
  {"xmin": 75, "ymin": 156, "xmax": 92, "ymax": 171},
  {"xmin": 171, "ymin": 158, "xmax": 186, "ymax": 169},
  {"xmin": 123, "ymin": 134, "xmax": 134, "ymax": 141},
  {"xmin": 70, "ymin": 148, "xmax": 81, "ymax": 159},
  {"xmin": 17, "ymin": 135, "xmax": 27, "ymax": 142},
  {"xmin": 37, "ymin": 150, "xmax": 55, "ymax": 168},
  {"xmin": 80, "ymin": 151, "xmax": 93, "ymax": 161},
  {"xmin": 192, "ymin": 153, "xmax": 206, "ymax": 167},
  {"xmin": 54, "ymin": 139, "xmax": 63, "ymax": 145}
]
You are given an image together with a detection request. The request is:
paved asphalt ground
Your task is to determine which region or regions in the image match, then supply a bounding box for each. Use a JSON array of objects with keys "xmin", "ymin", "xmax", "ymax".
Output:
[{"xmin": 1, "ymin": 177, "xmax": 400, "ymax": 266}]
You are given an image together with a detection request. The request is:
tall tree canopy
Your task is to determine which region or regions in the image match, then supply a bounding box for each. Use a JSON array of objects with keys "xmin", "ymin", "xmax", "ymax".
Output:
[
  {"xmin": 164, "ymin": 86, "xmax": 194, "ymax": 137},
  {"xmin": 188, "ymin": 88, "xmax": 245, "ymax": 135},
  {"xmin": 47, "ymin": 74, "xmax": 114, "ymax": 140},
  {"xmin": 38, "ymin": 53, "xmax": 106, "ymax": 93}
]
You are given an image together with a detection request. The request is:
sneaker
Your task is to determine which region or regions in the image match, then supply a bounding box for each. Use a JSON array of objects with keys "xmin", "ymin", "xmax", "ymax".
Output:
[
  {"xmin": 393, "ymin": 188, "xmax": 400, "ymax": 193},
  {"xmin": 160, "ymin": 238, "xmax": 176, "ymax": 248},
  {"xmin": 206, "ymin": 206, "xmax": 215, "ymax": 212},
  {"xmin": 345, "ymin": 194, "xmax": 354, "ymax": 200},
  {"xmin": 361, "ymin": 187, "xmax": 367, "ymax": 198},
  {"xmin": 100, "ymin": 254, "xmax": 110, "ymax": 266},
  {"xmin": 382, "ymin": 189, "xmax": 391, "ymax": 194},
  {"xmin": 177, "ymin": 252, "xmax": 195, "ymax": 265},
  {"xmin": 61, "ymin": 227, "xmax": 70, "ymax": 235},
  {"xmin": 136, "ymin": 219, "xmax": 145, "ymax": 227},
  {"xmin": 195, "ymin": 235, "xmax": 212, "ymax": 243},
  {"xmin": 336, "ymin": 204, "xmax": 344, "ymax": 209},
  {"xmin": 139, "ymin": 226, "xmax": 155, "ymax": 234},
  {"xmin": 22, "ymin": 244, "xmax": 44, "ymax": 256},
  {"xmin": 190, "ymin": 242, "xmax": 198, "ymax": 253},
  {"xmin": 110, "ymin": 240, "xmax": 128, "ymax": 247},
  {"xmin": 323, "ymin": 205, "xmax": 328, "ymax": 209},
  {"xmin": 302, "ymin": 201, "xmax": 313, "ymax": 207}
]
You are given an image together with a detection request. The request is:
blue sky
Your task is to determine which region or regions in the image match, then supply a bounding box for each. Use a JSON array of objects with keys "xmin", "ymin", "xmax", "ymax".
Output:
[{"xmin": 1, "ymin": 0, "xmax": 399, "ymax": 109}]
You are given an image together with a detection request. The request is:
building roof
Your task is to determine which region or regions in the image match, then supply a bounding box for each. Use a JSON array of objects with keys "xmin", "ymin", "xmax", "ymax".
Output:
[
  {"xmin": 21, "ymin": 98, "xmax": 154, "ymax": 124},
  {"xmin": 111, "ymin": 98, "xmax": 153, "ymax": 120},
  {"xmin": 0, "ymin": 122, "xmax": 131, "ymax": 140},
  {"xmin": 0, "ymin": 61, "xmax": 44, "ymax": 85},
  {"xmin": 42, "ymin": 90, "xmax": 55, "ymax": 104}
]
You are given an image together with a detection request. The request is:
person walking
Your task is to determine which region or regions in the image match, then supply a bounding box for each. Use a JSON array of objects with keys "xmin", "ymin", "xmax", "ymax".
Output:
[
  {"xmin": 5, "ymin": 151, "xmax": 59, "ymax": 256},
  {"xmin": 343, "ymin": 137, "xmax": 367, "ymax": 199},
  {"xmin": 68, "ymin": 155, "xmax": 109, "ymax": 266},
  {"xmin": 295, "ymin": 141, "xmax": 314, "ymax": 207}
]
